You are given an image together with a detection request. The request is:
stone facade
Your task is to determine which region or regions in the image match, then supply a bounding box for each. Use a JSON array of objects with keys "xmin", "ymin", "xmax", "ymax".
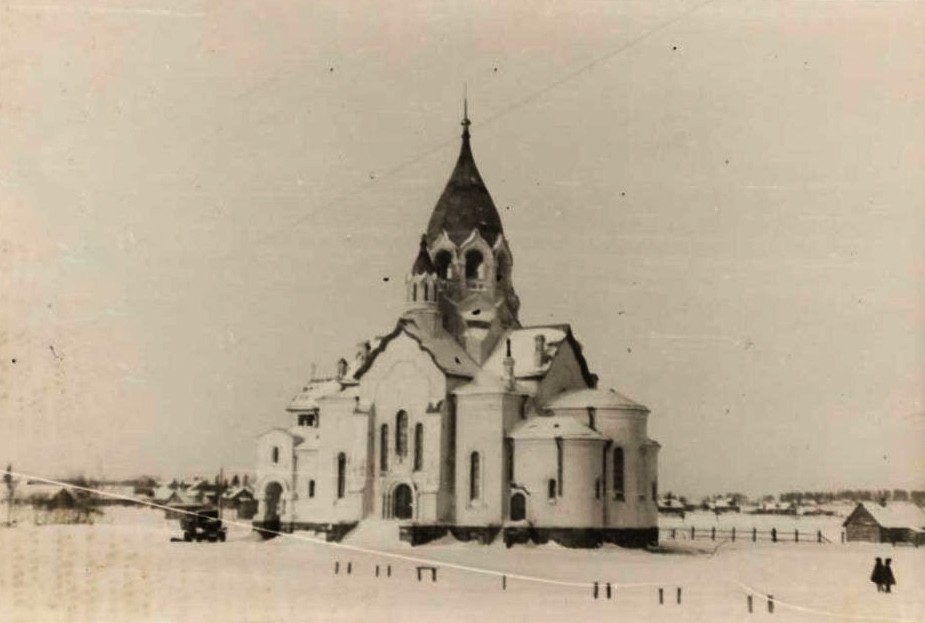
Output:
[{"xmin": 254, "ymin": 114, "xmax": 661, "ymax": 547}]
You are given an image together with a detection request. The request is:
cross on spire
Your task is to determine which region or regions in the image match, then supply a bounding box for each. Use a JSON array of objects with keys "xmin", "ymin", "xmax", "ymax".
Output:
[{"xmin": 462, "ymin": 85, "xmax": 471, "ymax": 139}]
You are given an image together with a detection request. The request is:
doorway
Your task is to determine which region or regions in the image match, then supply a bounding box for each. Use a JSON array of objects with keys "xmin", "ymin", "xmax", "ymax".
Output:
[{"xmin": 392, "ymin": 484, "xmax": 413, "ymax": 520}]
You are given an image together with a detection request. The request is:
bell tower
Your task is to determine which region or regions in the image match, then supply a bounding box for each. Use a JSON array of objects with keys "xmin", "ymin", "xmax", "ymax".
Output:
[{"xmin": 405, "ymin": 105, "xmax": 520, "ymax": 363}]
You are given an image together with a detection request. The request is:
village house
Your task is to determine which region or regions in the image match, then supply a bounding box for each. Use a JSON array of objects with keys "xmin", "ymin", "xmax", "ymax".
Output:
[
  {"xmin": 843, "ymin": 501, "xmax": 925, "ymax": 545},
  {"xmin": 222, "ymin": 486, "xmax": 258, "ymax": 520},
  {"xmin": 253, "ymin": 112, "xmax": 662, "ymax": 548}
]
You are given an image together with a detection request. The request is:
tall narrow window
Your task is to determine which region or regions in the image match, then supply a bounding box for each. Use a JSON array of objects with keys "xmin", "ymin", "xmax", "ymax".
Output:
[
  {"xmin": 434, "ymin": 250, "xmax": 453, "ymax": 279},
  {"xmin": 469, "ymin": 452, "xmax": 481, "ymax": 501},
  {"xmin": 505, "ymin": 438, "xmax": 514, "ymax": 483},
  {"xmin": 465, "ymin": 249, "xmax": 484, "ymax": 279},
  {"xmin": 637, "ymin": 446, "xmax": 647, "ymax": 501},
  {"xmin": 308, "ymin": 480, "xmax": 315, "ymax": 498},
  {"xmin": 547, "ymin": 479, "xmax": 557, "ymax": 500},
  {"xmin": 613, "ymin": 447, "xmax": 625, "ymax": 500},
  {"xmin": 271, "ymin": 446, "xmax": 280, "ymax": 464},
  {"xmin": 412, "ymin": 283, "xmax": 417, "ymax": 301},
  {"xmin": 652, "ymin": 480, "xmax": 658, "ymax": 501},
  {"xmin": 496, "ymin": 253, "xmax": 509, "ymax": 283},
  {"xmin": 555, "ymin": 437, "xmax": 564, "ymax": 496},
  {"xmin": 396, "ymin": 411, "xmax": 408, "ymax": 458},
  {"xmin": 380, "ymin": 424, "xmax": 389, "ymax": 472},
  {"xmin": 595, "ymin": 478, "xmax": 602, "ymax": 500},
  {"xmin": 413, "ymin": 423, "xmax": 424, "ymax": 471},
  {"xmin": 336, "ymin": 453, "xmax": 346, "ymax": 499}
]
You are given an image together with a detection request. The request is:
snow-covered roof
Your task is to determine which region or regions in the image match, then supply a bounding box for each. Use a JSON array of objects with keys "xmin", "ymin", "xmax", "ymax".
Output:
[
  {"xmin": 481, "ymin": 326, "xmax": 569, "ymax": 379},
  {"xmin": 849, "ymin": 502, "xmax": 925, "ymax": 530},
  {"xmin": 152, "ymin": 486, "xmax": 175, "ymax": 501},
  {"xmin": 509, "ymin": 415, "xmax": 607, "ymax": 441},
  {"xmin": 162, "ymin": 490, "xmax": 200, "ymax": 507},
  {"xmin": 288, "ymin": 379, "xmax": 343, "ymax": 411},
  {"xmin": 401, "ymin": 321, "xmax": 480, "ymax": 377},
  {"xmin": 350, "ymin": 320, "xmax": 480, "ymax": 381},
  {"xmin": 546, "ymin": 387, "xmax": 648, "ymax": 412},
  {"xmin": 223, "ymin": 486, "xmax": 254, "ymax": 500},
  {"xmin": 16, "ymin": 483, "xmax": 72, "ymax": 501}
]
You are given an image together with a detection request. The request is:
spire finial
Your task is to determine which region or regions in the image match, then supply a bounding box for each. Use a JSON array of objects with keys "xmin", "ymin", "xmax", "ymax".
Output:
[{"xmin": 461, "ymin": 83, "xmax": 471, "ymax": 139}]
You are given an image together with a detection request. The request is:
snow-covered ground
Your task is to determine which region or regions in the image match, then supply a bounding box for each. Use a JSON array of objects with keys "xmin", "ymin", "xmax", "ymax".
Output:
[{"xmin": 0, "ymin": 507, "xmax": 922, "ymax": 623}]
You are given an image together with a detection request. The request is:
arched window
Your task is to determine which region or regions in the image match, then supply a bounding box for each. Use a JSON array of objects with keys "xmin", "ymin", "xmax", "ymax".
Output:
[
  {"xmin": 271, "ymin": 446, "xmax": 280, "ymax": 464},
  {"xmin": 637, "ymin": 446, "xmax": 647, "ymax": 501},
  {"xmin": 413, "ymin": 423, "xmax": 424, "ymax": 471},
  {"xmin": 396, "ymin": 411, "xmax": 408, "ymax": 458},
  {"xmin": 308, "ymin": 480, "xmax": 315, "ymax": 498},
  {"xmin": 434, "ymin": 250, "xmax": 453, "ymax": 279},
  {"xmin": 496, "ymin": 252, "xmax": 509, "ymax": 283},
  {"xmin": 547, "ymin": 478, "xmax": 557, "ymax": 500},
  {"xmin": 555, "ymin": 438, "xmax": 564, "ymax": 495},
  {"xmin": 613, "ymin": 447, "xmax": 625, "ymax": 500},
  {"xmin": 510, "ymin": 492, "xmax": 526, "ymax": 521},
  {"xmin": 380, "ymin": 424, "xmax": 389, "ymax": 472},
  {"xmin": 336, "ymin": 453, "xmax": 346, "ymax": 499},
  {"xmin": 469, "ymin": 452, "xmax": 481, "ymax": 501},
  {"xmin": 464, "ymin": 249, "xmax": 485, "ymax": 279}
]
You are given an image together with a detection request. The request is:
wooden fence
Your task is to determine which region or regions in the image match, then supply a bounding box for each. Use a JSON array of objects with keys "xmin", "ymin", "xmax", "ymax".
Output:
[{"xmin": 659, "ymin": 526, "xmax": 836, "ymax": 544}]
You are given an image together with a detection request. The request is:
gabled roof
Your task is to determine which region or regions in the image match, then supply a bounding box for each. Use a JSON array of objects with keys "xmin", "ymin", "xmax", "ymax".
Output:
[
  {"xmin": 17, "ymin": 483, "xmax": 74, "ymax": 502},
  {"xmin": 223, "ymin": 486, "xmax": 255, "ymax": 501},
  {"xmin": 480, "ymin": 324, "xmax": 596, "ymax": 385},
  {"xmin": 845, "ymin": 502, "xmax": 925, "ymax": 531},
  {"xmin": 353, "ymin": 319, "xmax": 480, "ymax": 380},
  {"xmin": 287, "ymin": 379, "xmax": 343, "ymax": 411},
  {"xmin": 425, "ymin": 120, "xmax": 504, "ymax": 247},
  {"xmin": 509, "ymin": 415, "xmax": 607, "ymax": 441}
]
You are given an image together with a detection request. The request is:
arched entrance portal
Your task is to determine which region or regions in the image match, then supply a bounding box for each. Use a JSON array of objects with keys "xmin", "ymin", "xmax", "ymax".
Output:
[
  {"xmin": 392, "ymin": 484, "xmax": 413, "ymax": 520},
  {"xmin": 510, "ymin": 492, "xmax": 526, "ymax": 521},
  {"xmin": 264, "ymin": 482, "xmax": 283, "ymax": 522}
]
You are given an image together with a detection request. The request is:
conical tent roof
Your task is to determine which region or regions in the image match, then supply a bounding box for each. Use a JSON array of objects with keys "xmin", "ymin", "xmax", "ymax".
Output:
[
  {"xmin": 425, "ymin": 119, "xmax": 503, "ymax": 246},
  {"xmin": 411, "ymin": 235, "xmax": 436, "ymax": 275}
]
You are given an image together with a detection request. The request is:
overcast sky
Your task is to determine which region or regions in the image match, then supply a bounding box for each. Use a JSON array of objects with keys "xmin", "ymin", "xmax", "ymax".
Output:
[{"xmin": 1, "ymin": 0, "xmax": 923, "ymax": 497}]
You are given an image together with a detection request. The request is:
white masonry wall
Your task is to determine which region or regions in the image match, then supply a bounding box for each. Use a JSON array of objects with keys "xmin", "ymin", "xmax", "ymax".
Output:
[{"xmin": 356, "ymin": 333, "xmax": 449, "ymax": 523}]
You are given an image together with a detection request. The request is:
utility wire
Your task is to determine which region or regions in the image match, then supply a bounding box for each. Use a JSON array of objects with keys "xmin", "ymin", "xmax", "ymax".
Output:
[{"xmin": 237, "ymin": 0, "xmax": 719, "ymax": 252}]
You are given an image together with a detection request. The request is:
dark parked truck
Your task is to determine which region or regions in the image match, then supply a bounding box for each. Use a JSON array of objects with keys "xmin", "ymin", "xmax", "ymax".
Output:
[{"xmin": 179, "ymin": 509, "xmax": 227, "ymax": 542}]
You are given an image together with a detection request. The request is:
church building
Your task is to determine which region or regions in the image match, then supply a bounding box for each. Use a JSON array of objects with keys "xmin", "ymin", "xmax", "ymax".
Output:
[{"xmin": 254, "ymin": 112, "xmax": 661, "ymax": 548}]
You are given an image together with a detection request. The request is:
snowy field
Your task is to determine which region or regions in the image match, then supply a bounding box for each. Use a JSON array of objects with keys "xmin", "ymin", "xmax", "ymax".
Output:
[{"xmin": 0, "ymin": 507, "xmax": 923, "ymax": 623}]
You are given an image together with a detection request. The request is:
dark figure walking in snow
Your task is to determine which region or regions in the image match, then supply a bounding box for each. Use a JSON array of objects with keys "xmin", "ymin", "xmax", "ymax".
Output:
[
  {"xmin": 883, "ymin": 558, "xmax": 896, "ymax": 593},
  {"xmin": 871, "ymin": 557, "xmax": 885, "ymax": 592}
]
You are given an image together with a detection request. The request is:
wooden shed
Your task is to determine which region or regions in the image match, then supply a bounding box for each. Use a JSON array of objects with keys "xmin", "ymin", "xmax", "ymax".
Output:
[{"xmin": 843, "ymin": 501, "xmax": 925, "ymax": 545}]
